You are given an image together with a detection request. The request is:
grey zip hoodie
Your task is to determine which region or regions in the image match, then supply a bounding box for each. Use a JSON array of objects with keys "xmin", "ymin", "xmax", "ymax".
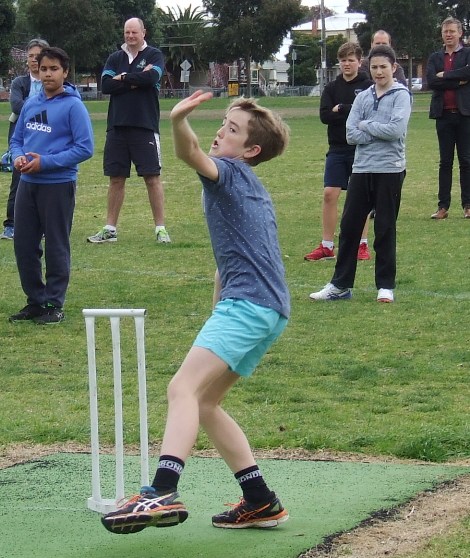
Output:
[{"xmin": 346, "ymin": 82, "xmax": 412, "ymax": 173}]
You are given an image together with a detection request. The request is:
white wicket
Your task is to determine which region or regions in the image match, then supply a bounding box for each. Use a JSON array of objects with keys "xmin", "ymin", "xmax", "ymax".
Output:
[{"xmin": 83, "ymin": 308, "xmax": 150, "ymax": 513}]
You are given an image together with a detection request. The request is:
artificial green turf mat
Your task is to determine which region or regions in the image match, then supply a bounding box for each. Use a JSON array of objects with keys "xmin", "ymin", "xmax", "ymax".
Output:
[{"xmin": 1, "ymin": 453, "xmax": 468, "ymax": 558}]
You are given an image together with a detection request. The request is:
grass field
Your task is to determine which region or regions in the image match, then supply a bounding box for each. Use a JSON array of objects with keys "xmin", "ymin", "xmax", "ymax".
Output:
[{"xmin": 0, "ymin": 93, "xmax": 469, "ymax": 556}]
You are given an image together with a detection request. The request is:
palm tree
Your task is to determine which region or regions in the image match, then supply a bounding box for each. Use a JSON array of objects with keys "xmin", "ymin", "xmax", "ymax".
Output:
[{"xmin": 159, "ymin": 5, "xmax": 210, "ymax": 89}]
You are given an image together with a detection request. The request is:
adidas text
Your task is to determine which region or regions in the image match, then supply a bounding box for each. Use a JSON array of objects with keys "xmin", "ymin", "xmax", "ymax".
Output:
[{"xmin": 26, "ymin": 122, "xmax": 52, "ymax": 133}]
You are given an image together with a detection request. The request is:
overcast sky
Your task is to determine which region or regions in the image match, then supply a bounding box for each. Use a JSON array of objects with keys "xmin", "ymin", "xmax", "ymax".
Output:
[{"xmin": 156, "ymin": 1, "xmax": 350, "ymax": 15}]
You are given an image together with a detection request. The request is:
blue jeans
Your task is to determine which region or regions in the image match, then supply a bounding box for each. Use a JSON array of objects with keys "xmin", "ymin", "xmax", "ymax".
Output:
[{"xmin": 435, "ymin": 112, "xmax": 470, "ymax": 209}]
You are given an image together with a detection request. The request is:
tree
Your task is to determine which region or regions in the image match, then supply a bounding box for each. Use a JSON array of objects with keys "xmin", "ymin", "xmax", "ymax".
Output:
[
  {"xmin": 349, "ymin": 0, "xmax": 441, "ymax": 84},
  {"xmin": 159, "ymin": 5, "xmax": 209, "ymax": 87},
  {"xmin": 14, "ymin": 0, "xmax": 162, "ymax": 82},
  {"xmin": 19, "ymin": 0, "xmax": 117, "ymax": 81},
  {"xmin": 437, "ymin": 0, "xmax": 470, "ymax": 37},
  {"xmin": 287, "ymin": 32, "xmax": 346, "ymax": 86},
  {"xmin": 111, "ymin": 0, "xmax": 163, "ymax": 45},
  {"xmin": 288, "ymin": 34, "xmax": 320, "ymax": 86},
  {"xmin": 0, "ymin": 0, "xmax": 15, "ymax": 75},
  {"xmin": 201, "ymin": 0, "xmax": 306, "ymax": 95}
]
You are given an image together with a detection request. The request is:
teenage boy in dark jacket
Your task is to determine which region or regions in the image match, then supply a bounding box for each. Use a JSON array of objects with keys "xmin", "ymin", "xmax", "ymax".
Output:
[{"xmin": 304, "ymin": 42, "xmax": 373, "ymax": 262}]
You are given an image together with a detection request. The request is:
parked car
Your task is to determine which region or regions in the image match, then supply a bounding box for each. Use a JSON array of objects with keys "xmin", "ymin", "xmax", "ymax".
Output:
[{"xmin": 411, "ymin": 78, "xmax": 422, "ymax": 91}]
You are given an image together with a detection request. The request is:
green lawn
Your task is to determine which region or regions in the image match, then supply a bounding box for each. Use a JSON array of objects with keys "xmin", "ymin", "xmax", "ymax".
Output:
[{"xmin": 0, "ymin": 93, "xmax": 468, "ymax": 556}]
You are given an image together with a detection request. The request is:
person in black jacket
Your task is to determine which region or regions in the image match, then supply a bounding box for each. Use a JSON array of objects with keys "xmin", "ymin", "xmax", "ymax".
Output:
[
  {"xmin": 304, "ymin": 42, "xmax": 373, "ymax": 261},
  {"xmin": 87, "ymin": 18, "xmax": 171, "ymax": 243},
  {"xmin": 0, "ymin": 38, "xmax": 49, "ymax": 241},
  {"xmin": 427, "ymin": 17, "xmax": 470, "ymax": 219}
]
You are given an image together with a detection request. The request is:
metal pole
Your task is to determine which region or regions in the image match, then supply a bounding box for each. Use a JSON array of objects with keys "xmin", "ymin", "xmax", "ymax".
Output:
[
  {"xmin": 320, "ymin": 0, "xmax": 326, "ymax": 94},
  {"xmin": 292, "ymin": 49, "xmax": 297, "ymax": 87}
]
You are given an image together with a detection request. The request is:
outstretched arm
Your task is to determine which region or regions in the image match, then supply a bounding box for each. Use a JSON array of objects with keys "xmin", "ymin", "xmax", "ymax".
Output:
[{"xmin": 170, "ymin": 90, "xmax": 218, "ymax": 181}]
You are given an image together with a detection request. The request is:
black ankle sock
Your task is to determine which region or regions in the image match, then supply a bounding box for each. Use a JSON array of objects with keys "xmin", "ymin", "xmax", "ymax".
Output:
[
  {"xmin": 151, "ymin": 455, "xmax": 185, "ymax": 496},
  {"xmin": 235, "ymin": 465, "xmax": 272, "ymax": 503}
]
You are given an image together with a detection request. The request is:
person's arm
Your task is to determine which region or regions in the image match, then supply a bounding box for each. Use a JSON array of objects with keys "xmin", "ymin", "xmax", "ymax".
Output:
[
  {"xmin": 10, "ymin": 109, "xmax": 26, "ymax": 166},
  {"xmin": 21, "ymin": 101, "xmax": 94, "ymax": 174},
  {"xmin": 346, "ymin": 93, "xmax": 374, "ymax": 145},
  {"xmin": 170, "ymin": 90, "xmax": 218, "ymax": 181},
  {"xmin": 212, "ymin": 269, "xmax": 221, "ymax": 308},
  {"xmin": 9, "ymin": 76, "xmax": 27, "ymax": 116},
  {"xmin": 319, "ymin": 84, "xmax": 344, "ymax": 124},
  {"xmin": 426, "ymin": 52, "xmax": 461, "ymax": 90},
  {"xmin": 358, "ymin": 90, "xmax": 412, "ymax": 141},
  {"xmin": 120, "ymin": 50, "xmax": 164, "ymax": 89}
]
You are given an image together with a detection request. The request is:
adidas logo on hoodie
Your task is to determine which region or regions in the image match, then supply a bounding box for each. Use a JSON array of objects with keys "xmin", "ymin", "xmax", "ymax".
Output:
[{"xmin": 26, "ymin": 110, "xmax": 51, "ymax": 133}]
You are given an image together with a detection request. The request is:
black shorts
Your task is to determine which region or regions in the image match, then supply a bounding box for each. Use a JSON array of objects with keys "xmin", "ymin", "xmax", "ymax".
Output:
[
  {"xmin": 323, "ymin": 147, "xmax": 355, "ymax": 190},
  {"xmin": 103, "ymin": 127, "xmax": 161, "ymax": 177}
]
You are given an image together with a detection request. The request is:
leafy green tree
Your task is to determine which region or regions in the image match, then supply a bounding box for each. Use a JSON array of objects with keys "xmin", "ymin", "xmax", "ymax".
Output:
[
  {"xmin": 288, "ymin": 34, "xmax": 319, "ymax": 86},
  {"xmin": 349, "ymin": 0, "xmax": 440, "ymax": 83},
  {"xmin": 287, "ymin": 33, "xmax": 346, "ymax": 86},
  {"xmin": 14, "ymin": 0, "xmax": 162, "ymax": 82},
  {"xmin": 201, "ymin": 0, "xmax": 306, "ymax": 94},
  {"xmin": 159, "ymin": 5, "xmax": 209, "ymax": 86},
  {"xmin": 0, "ymin": 0, "xmax": 15, "ymax": 74},
  {"xmin": 436, "ymin": 0, "xmax": 470, "ymax": 35},
  {"xmin": 112, "ymin": 0, "xmax": 163, "ymax": 45},
  {"xmin": 19, "ymin": 0, "xmax": 117, "ymax": 81}
]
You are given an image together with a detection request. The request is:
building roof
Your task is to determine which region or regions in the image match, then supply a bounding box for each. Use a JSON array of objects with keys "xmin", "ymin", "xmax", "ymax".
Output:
[{"xmin": 320, "ymin": 13, "xmax": 366, "ymax": 30}]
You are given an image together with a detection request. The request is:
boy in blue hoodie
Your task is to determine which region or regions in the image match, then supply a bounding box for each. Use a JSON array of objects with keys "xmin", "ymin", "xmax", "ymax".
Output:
[
  {"xmin": 310, "ymin": 45, "xmax": 411, "ymax": 303},
  {"xmin": 9, "ymin": 47, "xmax": 94, "ymax": 324}
]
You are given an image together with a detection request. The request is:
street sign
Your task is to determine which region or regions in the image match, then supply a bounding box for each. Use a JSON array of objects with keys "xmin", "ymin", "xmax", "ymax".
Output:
[
  {"xmin": 180, "ymin": 60, "xmax": 192, "ymax": 72},
  {"xmin": 180, "ymin": 70, "xmax": 190, "ymax": 83}
]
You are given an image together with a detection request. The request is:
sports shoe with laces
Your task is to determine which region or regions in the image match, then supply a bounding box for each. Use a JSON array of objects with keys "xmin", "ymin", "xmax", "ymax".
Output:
[
  {"xmin": 212, "ymin": 493, "xmax": 288, "ymax": 529},
  {"xmin": 377, "ymin": 288, "xmax": 394, "ymax": 303},
  {"xmin": 304, "ymin": 243, "xmax": 335, "ymax": 261},
  {"xmin": 87, "ymin": 227, "xmax": 117, "ymax": 243},
  {"xmin": 309, "ymin": 282, "xmax": 352, "ymax": 301},
  {"xmin": 155, "ymin": 226, "xmax": 171, "ymax": 243},
  {"xmin": 9, "ymin": 304, "xmax": 46, "ymax": 322},
  {"xmin": 101, "ymin": 487, "xmax": 188, "ymax": 534},
  {"xmin": 0, "ymin": 226, "xmax": 14, "ymax": 240},
  {"xmin": 33, "ymin": 304, "xmax": 65, "ymax": 324},
  {"xmin": 357, "ymin": 242, "xmax": 371, "ymax": 260}
]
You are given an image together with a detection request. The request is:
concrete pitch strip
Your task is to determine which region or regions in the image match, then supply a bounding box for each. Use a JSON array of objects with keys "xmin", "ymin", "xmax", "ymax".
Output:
[{"xmin": 0, "ymin": 453, "xmax": 468, "ymax": 558}]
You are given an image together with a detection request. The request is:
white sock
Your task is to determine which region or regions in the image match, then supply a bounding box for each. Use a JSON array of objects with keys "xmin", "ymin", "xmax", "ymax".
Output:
[
  {"xmin": 360, "ymin": 238, "xmax": 368, "ymax": 245},
  {"xmin": 104, "ymin": 225, "xmax": 116, "ymax": 232},
  {"xmin": 155, "ymin": 225, "xmax": 166, "ymax": 233},
  {"xmin": 321, "ymin": 240, "xmax": 334, "ymax": 250}
]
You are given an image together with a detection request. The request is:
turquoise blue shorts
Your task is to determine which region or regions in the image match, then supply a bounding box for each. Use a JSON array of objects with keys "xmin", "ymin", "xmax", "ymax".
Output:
[{"xmin": 193, "ymin": 298, "xmax": 288, "ymax": 377}]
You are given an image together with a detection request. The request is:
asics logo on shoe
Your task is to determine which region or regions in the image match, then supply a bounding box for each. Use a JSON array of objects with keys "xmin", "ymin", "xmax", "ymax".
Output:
[{"xmin": 26, "ymin": 110, "xmax": 51, "ymax": 133}]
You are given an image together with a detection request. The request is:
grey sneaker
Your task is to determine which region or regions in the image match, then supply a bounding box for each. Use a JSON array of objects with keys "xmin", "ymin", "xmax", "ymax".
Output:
[
  {"xmin": 0, "ymin": 226, "xmax": 14, "ymax": 240},
  {"xmin": 87, "ymin": 227, "xmax": 117, "ymax": 243},
  {"xmin": 309, "ymin": 283, "xmax": 352, "ymax": 301},
  {"xmin": 155, "ymin": 226, "xmax": 171, "ymax": 243}
]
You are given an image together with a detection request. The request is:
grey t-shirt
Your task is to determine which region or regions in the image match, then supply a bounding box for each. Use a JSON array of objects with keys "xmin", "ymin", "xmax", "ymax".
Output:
[{"xmin": 199, "ymin": 157, "xmax": 290, "ymax": 318}]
